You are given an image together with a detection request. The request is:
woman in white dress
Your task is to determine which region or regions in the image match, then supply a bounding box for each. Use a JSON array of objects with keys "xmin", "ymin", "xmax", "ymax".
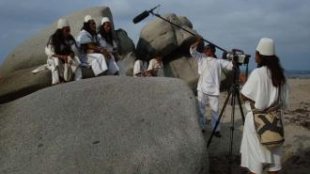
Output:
[
  {"xmin": 45, "ymin": 18, "xmax": 82, "ymax": 85},
  {"xmin": 240, "ymin": 38, "xmax": 289, "ymax": 174},
  {"xmin": 97, "ymin": 17, "xmax": 119, "ymax": 75},
  {"xmin": 76, "ymin": 15, "xmax": 109, "ymax": 76}
]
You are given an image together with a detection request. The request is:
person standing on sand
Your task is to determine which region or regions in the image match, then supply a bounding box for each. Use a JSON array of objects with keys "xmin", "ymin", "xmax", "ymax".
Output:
[
  {"xmin": 190, "ymin": 36, "xmax": 233, "ymax": 136},
  {"xmin": 240, "ymin": 37, "xmax": 289, "ymax": 174}
]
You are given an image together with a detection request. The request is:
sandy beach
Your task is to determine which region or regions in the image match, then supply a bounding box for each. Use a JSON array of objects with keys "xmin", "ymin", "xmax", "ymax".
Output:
[{"xmin": 204, "ymin": 78, "xmax": 310, "ymax": 174}]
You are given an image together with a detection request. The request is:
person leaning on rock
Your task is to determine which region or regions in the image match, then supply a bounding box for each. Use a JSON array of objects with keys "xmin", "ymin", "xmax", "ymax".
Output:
[
  {"xmin": 76, "ymin": 15, "xmax": 109, "ymax": 76},
  {"xmin": 190, "ymin": 36, "xmax": 233, "ymax": 136},
  {"xmin": 240, "ymin": 38, "xmax": 289, "ymax": 174},
  {"xmin": 144, "ymin": 55, "xmax": 164, "ymax": 77},
  {"xmin": 133, "ymin": 55, "xmax": 163, "ymax": 77},
  {"xmin": 97, "ymin": 17, "xmax": 120, "ymax": 75},
  {"xmin": 45, "ymin": 18, "xmax": 82, "ymax": 85},
  {"xmin": 133, "ymin": 58, "xmax": 147, "ymax": 77}
]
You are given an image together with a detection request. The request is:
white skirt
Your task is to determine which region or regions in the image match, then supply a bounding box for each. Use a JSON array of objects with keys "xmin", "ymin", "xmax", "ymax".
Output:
[{"xmin": 240, "ymin": 109, "xmax": 282, "ymax": 174}]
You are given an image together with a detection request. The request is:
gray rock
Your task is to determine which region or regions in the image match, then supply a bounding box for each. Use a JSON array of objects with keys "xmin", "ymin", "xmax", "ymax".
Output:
[
  {"xmin": 165, "ymin": 55, "xmax": 199, "ymax": 91},
  {"xmin": 0, "ymin": 67, "xmax": 51, "ymax": 104},
  {"xmin": 0, "ymin": 76, "xmax": 209, "ymax": 174},
  {"xmin": 136, "ymin": 13, "xmax": 197, "ymax": 60},
  {"xmin": 115, "ymin": 29, "xmax": 136, "ymax": 58},
  {"xmin": 117, "ymin": 51, "xmax": 137, "ymax": 76}
]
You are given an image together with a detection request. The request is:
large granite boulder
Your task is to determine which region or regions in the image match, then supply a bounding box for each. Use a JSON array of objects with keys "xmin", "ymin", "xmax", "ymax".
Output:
[
  {"xmin": 115, "ymin": 29, "xmax": 135, "ymax": 59},
  {"xmin": 0, "ymin": 76, "xmax": 209, "ymax": 174},
  {"xmin": 136, "ymin": 13, "xmax": 196, "ymax": 60},
  {"xmin": 0, "ymin": 67, "xmax": 51, "ymax": 104}
]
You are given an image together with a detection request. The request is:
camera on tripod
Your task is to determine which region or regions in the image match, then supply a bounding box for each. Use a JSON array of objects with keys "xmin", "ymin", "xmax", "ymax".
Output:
[{"xmin": 223, "ymin": 49, "xmax": 250, "ymax": 65}]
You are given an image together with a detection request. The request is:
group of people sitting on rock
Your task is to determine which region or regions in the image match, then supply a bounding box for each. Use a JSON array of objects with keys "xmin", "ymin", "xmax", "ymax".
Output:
[
  {"xmin": 45, "ymin": 15, "xmax": 164, "ymax": 85},
  {"xmin": 46, "ymin": 15, "xmax": 119, "ymax": 85}
]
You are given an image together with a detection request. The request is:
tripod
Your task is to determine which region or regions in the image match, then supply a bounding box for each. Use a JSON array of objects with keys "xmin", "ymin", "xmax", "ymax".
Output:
[{"xmin": 206, "ymin": 63, "xmax": 245, "ymax": 168}]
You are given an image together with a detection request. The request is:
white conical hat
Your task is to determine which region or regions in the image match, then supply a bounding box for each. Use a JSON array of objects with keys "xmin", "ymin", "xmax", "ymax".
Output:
[
  {"xmin": 57, "ymin": 18, "xmax": 69, "ymax": 29},
  {"xmin": 84, "ymin": 15, "xmax": 93, "ymax": 22},
  {"xmin": 256, "ymin": 37, "xmax": 275, "ymax": 56},
  {"xmin": 101, "ymin": 17, "xmax": 110, "ymax": 25}
]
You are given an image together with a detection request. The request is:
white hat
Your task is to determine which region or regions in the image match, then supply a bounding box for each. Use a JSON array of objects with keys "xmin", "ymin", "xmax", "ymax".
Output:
[
  {"xmin": 57, "ymin": 18, "xmax": 69, "ymax": 29},
  {"xmin": 256, "ymin": 37, "xmax": 275, "ymax": 56},
  {"xmin": 101, "ymin": 17, "xmax": 110, "ymax": 25},
  {"xmin": 84, "ymin": 15, "xmax": 93, "ymax": 22}
]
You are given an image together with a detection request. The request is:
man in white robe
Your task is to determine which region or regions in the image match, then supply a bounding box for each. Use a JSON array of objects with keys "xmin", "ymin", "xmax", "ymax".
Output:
[
  {"xmin": 45, "ymin": 18, "xmax": 82, "ymax": 85},
  {"xmin": 190, "ymin": 37, "xmax": 233, "ymax": 135},
  {"xmin": 76, "ymin": 15, "xmax": 108, "ymax": 76}
]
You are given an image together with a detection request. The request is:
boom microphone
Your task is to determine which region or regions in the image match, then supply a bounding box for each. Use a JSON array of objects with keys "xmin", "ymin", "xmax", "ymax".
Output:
[
  {"xmin": 132, "ymin": 5, "xmax": 160, "ymax": 24},
  {"xmin": 133, "ymin": 11, "xmax": 150, "ymax": 24}
]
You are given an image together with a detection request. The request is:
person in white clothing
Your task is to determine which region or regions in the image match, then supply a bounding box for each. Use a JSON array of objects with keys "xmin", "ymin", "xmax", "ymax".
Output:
[
  {"xmin": 240, "ymin": 38, "xmax": 289, "ymax": 174},
  {"xmin": 145, "ymin": 56, "xmax": 164, "ymax": 77},
  {"xmin": 45, "ymin": 18, "xmax": 82, "ymax": 85},
  {"xmin": 133, "ymin": 59, "xmax": 148, "ymax": 77},
  {"xmin": 190, "ymin": 37, "xmax": 233, "ymax": 136},
  {"xmin": 76, "ymin": 15, "xmax": 109, "ymax": 76},
  {"xmin": 97, "ymin": 17, "xmax": 119, "ymax": 75},
  {"xmin": 133, "ymin": 56, "xmax": 163, "ymax": 77}
]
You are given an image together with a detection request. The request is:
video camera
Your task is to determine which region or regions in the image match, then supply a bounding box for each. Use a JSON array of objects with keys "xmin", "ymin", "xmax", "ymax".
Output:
[{"xmin": 223, "ymin": 49, "xmax": 250, "ymax": 65}]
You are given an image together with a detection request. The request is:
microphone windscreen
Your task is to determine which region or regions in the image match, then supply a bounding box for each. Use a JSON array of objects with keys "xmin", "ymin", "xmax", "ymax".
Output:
[{"xmin": 133, "ymin": 11, "xmax": 149, "ymax": 24}]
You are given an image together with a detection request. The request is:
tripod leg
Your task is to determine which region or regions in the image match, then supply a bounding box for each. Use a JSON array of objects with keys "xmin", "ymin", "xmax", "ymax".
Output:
[
  {"xmin": 236, "ymin": 90, "xmax": 245, "ymax": 124},
  {"xmin": 207, "ymin": 90, "xmax": 232, "ymax": 147},
  {"xmin": 229, "ymin": 91, "xmax": 236, "ymax": 164}
]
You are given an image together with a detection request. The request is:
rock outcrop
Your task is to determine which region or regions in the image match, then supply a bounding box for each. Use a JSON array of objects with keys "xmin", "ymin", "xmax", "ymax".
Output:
[
  {"xmin": 136, "ymin": 13, "xmax": 196, "ymax": 60},
  {"xmin": 0, "ymin": 76, "xmax": 209, "ymax": 174}
]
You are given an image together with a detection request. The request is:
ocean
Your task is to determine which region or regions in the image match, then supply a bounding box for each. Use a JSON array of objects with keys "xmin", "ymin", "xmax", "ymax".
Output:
[
  {"xmin": 240, "ymin": 68, "xmax": 310, "ymax": 79},
  {"xmin": 285, "ymin": 70, "xmax": 310, "ymax": 79}
]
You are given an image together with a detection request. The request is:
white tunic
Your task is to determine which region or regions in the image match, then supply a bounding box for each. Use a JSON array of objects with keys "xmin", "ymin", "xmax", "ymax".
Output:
[
  {"xmin": 97, "ymin": 34, "xmax": 118, "ymax": 53},
  {"xmin": 45, "ymin": 40, "xmax": 82, "ymax": 84},
  {"xmin": 147, "ymin": 58, "xmax": 164, "ymax": 77},
  {"xmin": 97, "ymin": 34, "xmax": 119, "ymax": 75},
  {"xmin": 76, "ymin": 30, "xmax": 108, "ymax": 76},
  {"xmin": 240, "ymin": 66, "xmax": 289, "ymax": 174},
  {"xmin": 190, "ymin": 48, "xmax": 233, "ymax": 96},
  {"xmin": 133, "ymin": 60, "xmax": 147, "ymax": 77}
]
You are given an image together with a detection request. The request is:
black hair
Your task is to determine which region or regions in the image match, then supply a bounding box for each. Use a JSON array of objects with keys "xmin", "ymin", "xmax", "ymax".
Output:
[
  {"xmin": 81, "ymin": 21, "xmax": 97, "ymax": 37},
  {"xmin": 205, "ymin": 44, "xmax": 216, "ymax": 53},
  {"xmin": 47, "ymin": 29, "xmax": 76, "ymax": 55},
  {"xmin": 257, "ymin": 51, "xmax": 286, "ymax": 87},
  {"xmin": 196, "ymin": 40, "xmax": 205, "ymax": 52},
  {"xmin": 98, "ymin": 22, "xmax": 113, "ymax": 46}
]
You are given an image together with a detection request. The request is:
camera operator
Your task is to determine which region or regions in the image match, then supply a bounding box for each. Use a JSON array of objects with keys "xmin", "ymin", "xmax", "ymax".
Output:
[{"xmin": 190, "ymin": 36, "xmax": 234, "ymax": 136}]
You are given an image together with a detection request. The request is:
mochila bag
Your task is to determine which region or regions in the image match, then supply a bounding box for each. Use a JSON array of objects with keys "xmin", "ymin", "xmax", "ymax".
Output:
[{"xmin": 250, "ymin": 88, "xmax": 284, "ymax": 150}]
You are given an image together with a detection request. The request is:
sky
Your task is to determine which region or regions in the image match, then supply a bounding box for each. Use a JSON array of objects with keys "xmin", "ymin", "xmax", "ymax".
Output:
[{"xmin": 0, "ymin": 0, "xmax": 309, "ymax": 71}]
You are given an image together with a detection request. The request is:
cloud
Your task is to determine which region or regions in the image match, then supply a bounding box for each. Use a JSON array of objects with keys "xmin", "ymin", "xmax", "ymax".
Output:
[{"xmin": 0, "ymin": 0, "xmax": 309, "ymax": 70}]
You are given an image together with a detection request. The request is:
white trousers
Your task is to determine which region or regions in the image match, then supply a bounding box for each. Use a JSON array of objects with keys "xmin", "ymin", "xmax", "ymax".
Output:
[
  {"xmin": 197, "ymin": 91, "xmax": 220, "ymax": 131},
  {"xmin": 87, "ymin": 53, "xmax": 108, "ymax": 76},
  {"xmin": 106, "ymin": 55, "xmax": 119, "ymax": 75},
  {"xmin": 47, "ymin": 56, "xmax": 82, "ymax": 85}
]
